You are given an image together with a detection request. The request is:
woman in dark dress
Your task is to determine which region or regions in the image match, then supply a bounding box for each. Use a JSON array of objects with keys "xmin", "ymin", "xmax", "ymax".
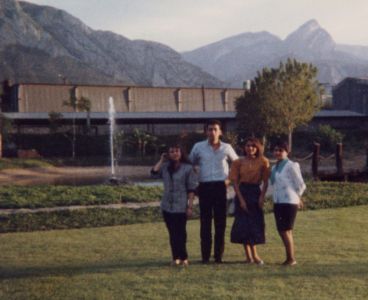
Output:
[{"xmin": 229, "ymin": 138, "xmax": 270, "ymax": 265}]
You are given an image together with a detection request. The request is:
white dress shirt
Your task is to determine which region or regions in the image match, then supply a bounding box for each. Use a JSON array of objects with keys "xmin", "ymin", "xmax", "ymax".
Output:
[{"xmin": 189, "ymin": 140, "xmax": 239, "ymax": 183}]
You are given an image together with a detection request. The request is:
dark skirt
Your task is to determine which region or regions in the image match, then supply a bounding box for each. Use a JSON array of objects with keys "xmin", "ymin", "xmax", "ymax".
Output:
[
  {"xmin": 273, "ymin": 203, "xmax": 298, "ymax": 231},
  {"xmin": 230, "ymin": 183, "xmax": 265, "ymax": 245}
]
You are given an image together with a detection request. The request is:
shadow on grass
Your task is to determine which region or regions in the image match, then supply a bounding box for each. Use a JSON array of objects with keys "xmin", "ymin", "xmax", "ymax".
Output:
[
  {"xmin": 0, "ymin": 259, "xmax": 167, "ymax": 280},
  {"xmin": 1, "ymin": 260, "xmax": 367, "ymax": 280}
]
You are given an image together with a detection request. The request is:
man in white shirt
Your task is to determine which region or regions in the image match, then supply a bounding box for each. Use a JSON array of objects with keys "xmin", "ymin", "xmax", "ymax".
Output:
[{"xmin": 189, "ymin": 120, "xmax": 238, "ymax": 263}]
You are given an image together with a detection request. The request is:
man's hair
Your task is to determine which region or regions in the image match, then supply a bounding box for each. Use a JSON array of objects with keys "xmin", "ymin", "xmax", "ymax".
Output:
[{"xmin": 205, "ymin": 119, "xmax": 222, "ymax": 130}]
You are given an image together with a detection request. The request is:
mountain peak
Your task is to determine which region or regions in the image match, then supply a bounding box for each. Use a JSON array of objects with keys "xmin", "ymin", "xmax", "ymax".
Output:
[
  {"xmin": 284, "ymin": 19, "xmax": 335, "ymax": 54},
  {"xmin": 299, "ymin": 19, "xmax": 321, "ymax": 31}
]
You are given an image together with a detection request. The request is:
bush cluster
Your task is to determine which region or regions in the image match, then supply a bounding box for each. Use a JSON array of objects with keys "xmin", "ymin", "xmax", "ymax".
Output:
[{"xmin": 0, "ymin": 185, "xmax": 163, "ymax": 209}]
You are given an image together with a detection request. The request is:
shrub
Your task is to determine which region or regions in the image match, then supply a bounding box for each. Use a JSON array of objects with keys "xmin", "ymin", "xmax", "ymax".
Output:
[{"xmin": 313, "ymin": 125, "xmax": 344, "ymax": 152}]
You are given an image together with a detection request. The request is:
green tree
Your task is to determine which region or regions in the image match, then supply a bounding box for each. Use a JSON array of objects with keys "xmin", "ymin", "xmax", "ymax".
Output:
[
  {"xmin": 48, "ymin": 111, "xmax": 63, "ymax": 134},
  {"xmin": 236, "ymin": 58, "xmax": 322, "ymax": 152},
  {"xmin": 0, "ymin": 113, "xmax": 12, "ymax": 158},
  {"xmin": 129, "ymin": 128, "xmax": 157, "ymax": 156}
]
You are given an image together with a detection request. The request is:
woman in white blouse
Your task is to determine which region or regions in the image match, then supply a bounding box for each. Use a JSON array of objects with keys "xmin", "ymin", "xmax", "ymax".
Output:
[{"xmin": 270, "ymin": 141, "xmax": 306, "ymax": 266}]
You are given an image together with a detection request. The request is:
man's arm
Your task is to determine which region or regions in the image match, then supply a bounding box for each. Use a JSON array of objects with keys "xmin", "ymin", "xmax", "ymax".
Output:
[
  {"xmin": 227, "ymin": 144, "xmax": 239, "ymax": 162},
  {"xmin": 188, "ymin": 143, "xmax": 198, "ymax": 165}
]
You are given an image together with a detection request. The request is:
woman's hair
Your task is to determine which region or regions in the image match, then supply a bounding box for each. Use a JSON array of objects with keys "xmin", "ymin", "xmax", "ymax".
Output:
[
  {"xmin": 271, "ymin": 140, "xmax": 290, "ymax": 153},
  {"xmin": 167, "ymin": 144, "xmax": 191, "ymax": 164},
  {"xmin": 167, "ymin": 144, "xmax": 191, "ymax": 177},
  {"xmin": 242, "ymin": 137, "xmax": 264, "ymax": 157}
]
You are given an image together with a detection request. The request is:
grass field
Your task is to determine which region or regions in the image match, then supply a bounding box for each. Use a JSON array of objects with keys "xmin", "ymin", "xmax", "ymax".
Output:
[{"xmin": 1, "ymin": 206, "xmax": 367, "ymax": 300}]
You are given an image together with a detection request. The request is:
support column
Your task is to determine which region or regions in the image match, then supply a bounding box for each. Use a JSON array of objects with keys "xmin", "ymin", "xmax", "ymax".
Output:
[
  {"xmin": 175, "ymin": 88, "xmax": 182, "ymax": 112},
  {"xmin": 336, "ymin": 143, "xmax": 343, "ymax": 176},
  {"xmin": 312, "ymin": 142, "xmax": 320, "ymax": 179},
  {"xmin": 223, "ymin": 89, "xmax": 228, "ymax": 112},
  {"xmin": 201, "ymin": 85, "xmax": 206, "ymax": 112},
  {"xmin": 127, "ymin": 87, "xmax": 134, "ymax": 112}
]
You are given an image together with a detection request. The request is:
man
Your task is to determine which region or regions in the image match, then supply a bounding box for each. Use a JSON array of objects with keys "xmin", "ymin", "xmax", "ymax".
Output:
[{"xmin": 189, "ymin": 120, "xmax": 238, "ymax": 263}]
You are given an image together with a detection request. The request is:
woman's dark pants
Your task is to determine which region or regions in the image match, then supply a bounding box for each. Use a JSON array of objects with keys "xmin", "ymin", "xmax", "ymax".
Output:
[
  {"xmin": 198, "ymin": 181, "xmax": 227, "ymax": 262},
  {"xmin": 162, "ymin": 211, "xmax": 188, "ymax": 260}
]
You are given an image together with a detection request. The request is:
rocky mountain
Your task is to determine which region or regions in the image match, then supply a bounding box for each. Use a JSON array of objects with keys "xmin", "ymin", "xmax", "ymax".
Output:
[
  {"xmin": 336, "ymin": 44, "xmax": 368, "ymax": 62},
  {"xmin": 0, "ymin": 0, "xmax": 223, "ymax": 87},
  {"xmin": 183, "ymin": 19, "xmax": 368, "ymax": 87}
]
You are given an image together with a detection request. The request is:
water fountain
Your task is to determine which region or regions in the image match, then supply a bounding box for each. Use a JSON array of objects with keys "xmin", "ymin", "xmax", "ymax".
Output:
[
  {"xmin": 108, "ymin": 96, "xmax": 119, "ymax": 184},
  {"xmin": 107, "ymin": 96, "xmax": 132, "ymax": 185}
]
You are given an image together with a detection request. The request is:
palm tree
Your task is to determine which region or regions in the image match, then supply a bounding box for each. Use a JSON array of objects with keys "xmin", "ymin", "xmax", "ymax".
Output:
[{"xmin": 62, "ymin": 87, "xmax": 92, "ymax": 158}]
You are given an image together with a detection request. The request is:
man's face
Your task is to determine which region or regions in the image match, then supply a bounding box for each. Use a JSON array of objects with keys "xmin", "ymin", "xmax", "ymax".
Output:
[{"xmin": 206, "ymin": 124, "xmax": 222, "ymax": 141}]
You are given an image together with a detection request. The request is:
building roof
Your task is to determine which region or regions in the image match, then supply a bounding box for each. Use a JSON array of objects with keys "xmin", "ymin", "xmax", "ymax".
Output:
[
  {"xmin": 314, "ymin": 110, "xmax": 366, "ymax": 117},
  {"xmin": 15, "ymin": 82, "xmax": 244, "ymax": 92},
  {"xmin": 3, "ymin": 111, "xmax": 237, "ymax": 120},
  {"xmin": 4, "ymin": 110, "xmax": 366, "ymax": 122},
  {"xmin": 333, "ymin": 77, "xmax": 368, "ymax": 90}
]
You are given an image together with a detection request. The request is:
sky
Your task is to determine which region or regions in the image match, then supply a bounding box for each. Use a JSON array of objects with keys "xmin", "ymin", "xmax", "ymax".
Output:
[{"xmin": 25, "ymin": 0, "xmax": 368, "ymax": 52}]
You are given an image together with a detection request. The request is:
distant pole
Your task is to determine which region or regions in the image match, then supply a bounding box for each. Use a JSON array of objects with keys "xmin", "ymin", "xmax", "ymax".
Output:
[
  {"xmin": 201, "ymin": 85, "xmax": 206, "ymax": 112},
  {"xmin": 336, "ymin": 143, "xmax": 343, "ymax": 176},
  {"xmin": 312, "ymin": 142, "xmax": 320, "ymax": 179}
]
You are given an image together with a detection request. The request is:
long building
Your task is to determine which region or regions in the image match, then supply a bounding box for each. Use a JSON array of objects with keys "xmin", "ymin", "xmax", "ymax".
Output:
[
  {"xmin": 2, "ymin": 82, "xmax": 368, "ymax": 135},
  {"xmin": 2, "ymin": 82, "xmax": 245, "ymax": 134}
]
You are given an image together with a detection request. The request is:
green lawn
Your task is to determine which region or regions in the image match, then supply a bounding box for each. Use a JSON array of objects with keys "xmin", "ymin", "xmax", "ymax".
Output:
[{"xmin": 1, "ymin": 206, "xmax": 367, "ymax": 300}]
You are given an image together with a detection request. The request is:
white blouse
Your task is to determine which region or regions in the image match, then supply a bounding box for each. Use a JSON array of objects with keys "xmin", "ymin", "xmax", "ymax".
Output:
[{"xmin": 270, "ymin": 160, "xmax": 306, "ymax": 205}]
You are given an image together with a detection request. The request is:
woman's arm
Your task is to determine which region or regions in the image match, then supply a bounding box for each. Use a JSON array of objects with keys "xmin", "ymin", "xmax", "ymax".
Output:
[
  {"xmin": 233, "ymin": 178, "xmax": 248, "ymax": 212},
  {"xmin": 186, "ymin": 192, "xmax": 195, "ymax": 217},
  {"xmin": 151, "ymin": 153, "xmax": 166, "ymax": 178},
  {"xmin": 259, "ymin": 159, "xmax": 270, "ymax": 208},
  {"xmin": 287, "ymin": 162, "xmax": 306, "ymax": 208},
  {"xmin": 229, "ymin": 159, "xmax": 247, "ymax": 211},
  {"xmin": 289, "ymin": 162, "xmax": 306, "ymax": 196},
  {"xmin": 259, "ymin": 179, "xmax": 268, "ymax": 208}
]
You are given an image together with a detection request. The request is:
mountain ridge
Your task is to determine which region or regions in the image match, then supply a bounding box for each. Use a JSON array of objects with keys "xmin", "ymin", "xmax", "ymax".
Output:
[
  {"xmin": 183, "ymin": 19, "xmax": 368, "ymax": 86},
  {"xmin": 0, "ymin": 0, "xmax": 223, "ymax": 87}
]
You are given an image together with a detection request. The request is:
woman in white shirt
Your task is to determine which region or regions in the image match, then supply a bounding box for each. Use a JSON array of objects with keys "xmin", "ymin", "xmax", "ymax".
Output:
[{"xmin": 270, "ymin": 141, "xmax": 306, "ymax": 266}]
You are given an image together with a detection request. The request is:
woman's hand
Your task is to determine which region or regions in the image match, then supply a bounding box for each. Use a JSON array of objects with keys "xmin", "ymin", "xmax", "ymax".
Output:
[
  {"xmin": 298, "ymin": 198, "xmax": 304, "ymax": 210},
  {"xmin": 239, "ymin": 198, "xmax": 248, "ymax": 212},
  {"xmin": 186, "ymin": 207, "xmax": 193, "ymax": 218},
  {"xmin": 258, "ymin": 195, "xmax": 265, "ymax": 209},
  {"xmin": 160, "ymin": 152, "xmax": 167, "ymax": 161}
]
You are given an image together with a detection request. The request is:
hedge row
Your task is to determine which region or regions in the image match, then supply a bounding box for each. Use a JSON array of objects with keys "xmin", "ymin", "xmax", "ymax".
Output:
[
  {"xmin": 0, "ymin": 181, "xmax": 367, "ymax": 233},
  {"xmin": 0, "ymin": 205, "xmax": 201, "ymax": 233},
  {"xmin": 0, "ymin": 185, "xmax": 163, "ymax": 209}
]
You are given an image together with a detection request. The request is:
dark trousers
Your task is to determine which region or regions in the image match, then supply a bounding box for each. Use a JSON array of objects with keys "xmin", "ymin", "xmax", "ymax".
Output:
[
  {"xmin": 198, "ymin": 181, "xmax": 227, "ymax": 262},
  {"xmin": 162, "ymin": 210, "xmax": 188, "ymax": 260}
]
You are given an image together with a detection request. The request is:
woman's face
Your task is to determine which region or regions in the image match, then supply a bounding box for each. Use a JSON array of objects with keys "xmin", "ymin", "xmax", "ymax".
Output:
[
  {"xmin": 168, "ymin": 147, "xmax": 181, "ymax": 161},
  {"xmin": 273, "ymin": 147, "xmax": 288, "ymax": 160},
  {"xmin": 244, "ymin": 141, "xmax": 258, "ymax": 157}
]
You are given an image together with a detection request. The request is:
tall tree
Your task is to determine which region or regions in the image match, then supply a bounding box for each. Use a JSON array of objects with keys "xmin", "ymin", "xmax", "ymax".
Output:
[{"xmin": 236, "ymin": 58, "xmax": 322, "ymax": 152}]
